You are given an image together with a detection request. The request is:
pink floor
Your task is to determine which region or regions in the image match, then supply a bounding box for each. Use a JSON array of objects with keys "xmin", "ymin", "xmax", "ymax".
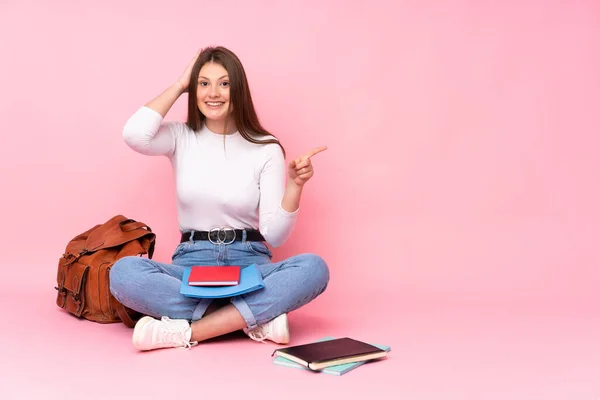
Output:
[{"xmin": 1, "ymin": 279, "xmax": 598, "ymax": 400}]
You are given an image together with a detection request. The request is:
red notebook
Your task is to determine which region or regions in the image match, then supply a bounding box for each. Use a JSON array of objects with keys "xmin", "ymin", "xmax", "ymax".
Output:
[{"xmin": 188, "ymin": 266, "xmax": 241, "ymax": 286}]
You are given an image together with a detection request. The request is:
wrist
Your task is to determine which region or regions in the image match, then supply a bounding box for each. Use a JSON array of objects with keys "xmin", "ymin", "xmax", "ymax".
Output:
[
  {"xmin": 172, "ymin": 81, "xmax": 186, "ymax": 94},
  {"xmin": 287, "ymin": 181, "xmax": 304, "ymax": 191},
  {"xmin": 282, "ymin": 181, "xmax": 303, "ymax": 213}
]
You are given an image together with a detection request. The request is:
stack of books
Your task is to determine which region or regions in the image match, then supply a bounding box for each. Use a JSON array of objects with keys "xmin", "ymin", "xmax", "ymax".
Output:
[
  {"xmin": 180, "ymin": 265, "xmax": 264, "ymax": 298},
  {"xmin": 272, "ymin": 336, "xmax": 391, "ymax": 376}
]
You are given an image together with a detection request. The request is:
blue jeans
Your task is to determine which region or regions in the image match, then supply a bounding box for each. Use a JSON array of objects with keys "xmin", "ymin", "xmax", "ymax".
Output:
[{"xmin": 109, "ymin": 236, "xmax": 329, "ymax": 330}]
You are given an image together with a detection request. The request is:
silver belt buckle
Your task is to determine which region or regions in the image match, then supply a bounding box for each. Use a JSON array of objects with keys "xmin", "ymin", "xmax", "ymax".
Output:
[{"xmin": 208, "ymin": 226, "xmax": 236, "ymax": 245}]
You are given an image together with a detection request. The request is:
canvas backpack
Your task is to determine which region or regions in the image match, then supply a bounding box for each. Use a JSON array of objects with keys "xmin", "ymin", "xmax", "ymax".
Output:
[{"xmin": 55, "ymin": 215, "xmax": 156, "ymax": 328}]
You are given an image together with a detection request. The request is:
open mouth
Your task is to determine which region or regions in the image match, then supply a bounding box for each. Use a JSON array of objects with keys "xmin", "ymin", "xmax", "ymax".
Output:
[{"xmin": 206, "ymin": 102, "xmax": 225, "ymax": 109}]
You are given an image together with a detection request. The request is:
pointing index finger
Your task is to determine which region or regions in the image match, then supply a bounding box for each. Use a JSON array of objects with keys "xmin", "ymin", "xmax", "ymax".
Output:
[{"xmin": 305, "ymin": 146, "xmax": 328, "ymax": 159}]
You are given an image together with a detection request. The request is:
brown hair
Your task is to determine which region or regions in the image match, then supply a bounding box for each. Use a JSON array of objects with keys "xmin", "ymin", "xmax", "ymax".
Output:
[{"xmin": 186, "ymin": 46, "xmax": 286, "ymax": 157}]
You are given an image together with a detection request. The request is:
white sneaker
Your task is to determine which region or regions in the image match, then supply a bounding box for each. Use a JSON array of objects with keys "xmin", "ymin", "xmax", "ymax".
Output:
[
  {"xmin": 244, "ymin": 314, "xmax": 290, "ymax": 344},
  {"xmin": 132, "ymin": 316, "xmax": 198, "ymax": 351}
]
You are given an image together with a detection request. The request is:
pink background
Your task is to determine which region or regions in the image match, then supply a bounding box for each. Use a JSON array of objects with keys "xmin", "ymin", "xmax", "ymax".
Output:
[{"xmin": 1, "ymin": 1, "xmax": 599, "ymax": 399}]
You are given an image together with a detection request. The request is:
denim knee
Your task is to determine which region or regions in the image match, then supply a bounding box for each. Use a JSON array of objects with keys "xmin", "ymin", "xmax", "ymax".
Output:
[
  {"xmin": 299, "ymin": 253, "xmax": 330, "ymax": 290},
  {"xmin": 109, "ymin": 256, "xmax": 139, "ymax": 296}
]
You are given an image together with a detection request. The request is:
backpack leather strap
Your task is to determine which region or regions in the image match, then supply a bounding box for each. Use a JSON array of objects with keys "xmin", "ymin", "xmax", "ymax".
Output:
[{"xmin": 115, "ymin": 302, "xmax": 137, "ymax": 328}]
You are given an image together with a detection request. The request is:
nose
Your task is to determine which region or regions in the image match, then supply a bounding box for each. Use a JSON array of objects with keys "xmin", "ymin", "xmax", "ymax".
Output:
[{"xmin": 209, "ymin": 85, "xmax": 219, "ymax": 98}]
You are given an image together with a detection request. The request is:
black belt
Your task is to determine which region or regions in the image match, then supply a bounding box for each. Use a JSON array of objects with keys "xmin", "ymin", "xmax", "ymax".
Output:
[{"xmin": 180, "ymin": 229, "xmax": 265, "ymax": 244}]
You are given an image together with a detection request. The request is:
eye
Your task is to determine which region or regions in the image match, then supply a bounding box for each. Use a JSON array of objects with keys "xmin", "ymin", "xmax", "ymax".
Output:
[
  {"xmin": 199, "ymin": 81, "xmax": 208, "ymax": 87},
  {"xmin": 220, "ymin": 81, "xmax": 230, "ymax": 87}
]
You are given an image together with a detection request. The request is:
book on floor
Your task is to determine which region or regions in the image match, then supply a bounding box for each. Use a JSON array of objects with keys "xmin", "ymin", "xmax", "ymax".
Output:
[
  {"xmin": 271, "ymin": 337, "xmax": 388, "ymax": 371},
  {"xmin": 272, "ymin": 337, "xmax": 391, "ymax": 376},
  {"xmin": 188, "ymin": 265, "xmax": 241, "ymax": 286},
  {"xmin": 180, "ymin": 264, "xmax": 264, "ymax": 299}
]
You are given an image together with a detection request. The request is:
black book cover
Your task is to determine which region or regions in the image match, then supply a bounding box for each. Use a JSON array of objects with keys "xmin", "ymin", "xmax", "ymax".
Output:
[{"xmin": 273, "ymin": 337, "xmax": 385, "ymax": 365}]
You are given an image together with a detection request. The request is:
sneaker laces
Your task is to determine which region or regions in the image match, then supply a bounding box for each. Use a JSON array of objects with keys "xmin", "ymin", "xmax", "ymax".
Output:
[
  {"xmin": 159, "ymin": 317, "xmax": 197, "ymax": 349},
  {"xmin": 246, "ymin": 324, "xmax": 269, "ymax": 343}
]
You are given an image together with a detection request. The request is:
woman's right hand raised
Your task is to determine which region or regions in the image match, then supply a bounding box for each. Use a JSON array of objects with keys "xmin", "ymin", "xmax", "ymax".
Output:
[
  {"xmin": 176, "ymin": 52, "xmax": 201, "ymax": 93},
  {"xmin": 144, "ymin": 52, "xmax": 202, "ymax": 117}
]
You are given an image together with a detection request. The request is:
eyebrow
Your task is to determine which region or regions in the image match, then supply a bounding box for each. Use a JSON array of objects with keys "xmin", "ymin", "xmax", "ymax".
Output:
[{"xmin": 198, "ymin": 75, "xmax": 229, "ymax": 80}]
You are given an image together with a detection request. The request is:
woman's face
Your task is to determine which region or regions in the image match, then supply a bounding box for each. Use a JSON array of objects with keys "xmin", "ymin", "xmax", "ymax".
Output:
[{"xmin": 196, "ymin": 62, "xmax": 232, "ymax": 123}]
